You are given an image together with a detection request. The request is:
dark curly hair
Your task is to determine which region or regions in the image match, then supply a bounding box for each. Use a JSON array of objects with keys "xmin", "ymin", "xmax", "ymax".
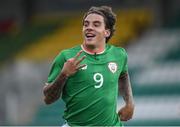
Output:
[{"xmin": 83, "ymin": 6, "xmax": 116, "ymax": 43}]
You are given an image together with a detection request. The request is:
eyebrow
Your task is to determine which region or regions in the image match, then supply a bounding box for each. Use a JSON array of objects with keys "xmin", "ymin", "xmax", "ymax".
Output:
[
  {"xmin": 93, "ymin": 21, "xmax": 101, "ymax": 24},
  {"xmin": 84, "ymin": 20, "xmax": 102, "ymax": 24}
]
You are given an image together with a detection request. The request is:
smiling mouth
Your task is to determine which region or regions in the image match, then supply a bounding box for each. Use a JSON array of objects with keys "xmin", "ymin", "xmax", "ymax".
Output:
[{"xmin": 85, "ymin": 33, "xmax": 96, "ymax": 39}]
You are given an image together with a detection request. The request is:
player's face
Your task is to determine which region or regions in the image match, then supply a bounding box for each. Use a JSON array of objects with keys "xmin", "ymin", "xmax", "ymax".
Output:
[{"xmin": 82, "ymin": 13, "xmax": 110, "ymax": 47}]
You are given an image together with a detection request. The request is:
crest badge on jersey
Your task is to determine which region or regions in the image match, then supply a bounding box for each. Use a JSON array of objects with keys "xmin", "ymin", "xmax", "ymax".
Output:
[{"xmin": 108, "ymin": 62, "xmax": 118, "ymax": 73}]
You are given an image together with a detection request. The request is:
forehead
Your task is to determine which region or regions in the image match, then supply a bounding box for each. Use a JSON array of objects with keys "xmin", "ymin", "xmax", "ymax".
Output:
[{"xmin": 84, "ymin": 13, "xmax": 104, "ymax": 22}]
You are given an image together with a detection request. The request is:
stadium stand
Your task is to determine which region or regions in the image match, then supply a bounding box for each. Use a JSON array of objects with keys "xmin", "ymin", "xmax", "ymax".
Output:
[
  {"xmin": 1, "ymin": 5, "xmax": 180, "ymax": 126},
  {"xmin": 124, "ymin": 29, "xmax": 180, "ymax": 126},
  {"xmin": 0, "ymin": 20, "xmax": 62, "ymax": 63}
]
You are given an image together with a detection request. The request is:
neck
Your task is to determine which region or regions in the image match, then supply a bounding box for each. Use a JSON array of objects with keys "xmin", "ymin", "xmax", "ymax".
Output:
[{"xmin": 81, "ymin": 43, "xmax": 105, "ymax": 55}]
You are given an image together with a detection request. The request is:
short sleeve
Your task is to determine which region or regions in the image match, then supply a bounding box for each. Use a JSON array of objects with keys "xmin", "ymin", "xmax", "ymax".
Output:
[
  {"xmin": 121, "ymin": 48, "xmax": 128, "ymax": 75},
  {"xmin": 47, "ymin": 51, "xmax": 66, "ymax": 83}
]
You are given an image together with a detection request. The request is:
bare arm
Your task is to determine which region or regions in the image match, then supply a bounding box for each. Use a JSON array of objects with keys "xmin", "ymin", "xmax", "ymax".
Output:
[
  {"xmin": 119, "ymin": 72, "xmax": 134, "ymax": 105},
  {"xmin": 118, "ymin": 72, "xmax": 134, "ymax": 121},
  {"xmin": 43, "ymin": 72, "xmax": 68, "ymax": 105},
  {"xmin": 43, "ymin": 50, "xmax": 86, "ymax": 105}
]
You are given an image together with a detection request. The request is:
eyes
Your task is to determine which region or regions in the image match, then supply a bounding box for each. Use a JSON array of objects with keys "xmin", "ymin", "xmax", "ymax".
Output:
[{"xmin": 83, "ymin": 21, "xmax": 102, "ymax": 28}]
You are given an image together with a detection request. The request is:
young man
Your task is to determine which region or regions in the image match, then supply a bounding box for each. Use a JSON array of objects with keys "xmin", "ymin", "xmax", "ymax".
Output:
[{"xmin": 43, "ymin": 6, "xmax": 134, "ymax": 126}]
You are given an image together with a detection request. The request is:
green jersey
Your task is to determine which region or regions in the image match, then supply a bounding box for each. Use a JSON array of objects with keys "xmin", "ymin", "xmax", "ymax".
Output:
[{"xmin": 47, "ymin": 44, "xmax": 128, "ymax": 126}]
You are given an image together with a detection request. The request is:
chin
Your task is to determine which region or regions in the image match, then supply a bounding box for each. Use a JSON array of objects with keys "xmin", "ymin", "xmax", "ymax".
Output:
[{"xmin": 85, "ymin": 40, "xmax": 96, "ymax": 46}]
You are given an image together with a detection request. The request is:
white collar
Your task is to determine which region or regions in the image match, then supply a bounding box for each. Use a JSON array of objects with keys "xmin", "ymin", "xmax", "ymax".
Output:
[{"xmin": 81, "ymin": 45, "xmax": 105, "ymax": 55}]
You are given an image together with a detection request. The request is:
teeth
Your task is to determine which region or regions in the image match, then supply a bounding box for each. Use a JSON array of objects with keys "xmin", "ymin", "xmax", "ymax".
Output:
[
  {"xmin": 86, "ymin": 33, "xmax": 95, "ymax": 38},
  {"xmin": 86, "ymin": 33, "xmax": 94, "ymax": 36}
]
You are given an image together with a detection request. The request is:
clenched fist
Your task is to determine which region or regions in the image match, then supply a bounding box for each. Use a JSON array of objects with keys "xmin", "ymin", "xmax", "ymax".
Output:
[{"xmin": 118, "ymin": 104, "xmax": 134, "ymax": 121}]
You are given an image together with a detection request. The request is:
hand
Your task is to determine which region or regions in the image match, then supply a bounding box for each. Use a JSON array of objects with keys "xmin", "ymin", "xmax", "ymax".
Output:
[
  {"xmin": 118, "ymin": 104, "xmax": 134, "ymax": 121},
  {"xmin": 61, "ymin": 50, "xmax": 86, "ymax": 77}
]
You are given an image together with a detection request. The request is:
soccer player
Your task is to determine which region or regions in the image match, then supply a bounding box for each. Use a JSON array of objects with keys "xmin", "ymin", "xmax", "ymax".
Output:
[{"xmin": 43, "ymin": 6, "xmax": 134, "ymax": 126}]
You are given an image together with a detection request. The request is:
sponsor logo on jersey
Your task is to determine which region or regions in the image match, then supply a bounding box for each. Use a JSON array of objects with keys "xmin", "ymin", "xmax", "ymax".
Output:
[
  {"xmin": 108, "ymin": 62, "xmax": 117, "ymax": 73},
  {"xmin": 81, "ymin": 64, "xmax": 87, "ymax": 70}
]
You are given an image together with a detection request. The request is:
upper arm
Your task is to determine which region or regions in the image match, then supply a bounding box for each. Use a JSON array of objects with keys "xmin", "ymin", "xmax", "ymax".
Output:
[
  {"xmin": 118, "ymin": 48, "xmax": 129, "ymax": 92},
  {"xmin": 47, "ymin": 51, "xmax": 66, "ymax": 83},
  {"xmin": 118, "ymin": 72, "xmax": 131, "ymax": 96},
  {"xmin": 120, "ymin": 48, "xmax": 128, "ymax": 76},
  {"xmin": 119, "ymin": 71, "xmax": 129, "ymax": 86}
]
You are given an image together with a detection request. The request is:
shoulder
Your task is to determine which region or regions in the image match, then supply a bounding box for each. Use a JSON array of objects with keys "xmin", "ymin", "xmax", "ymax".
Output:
[
  {"xmin": 55, "ymin": 45, "xmax": 81, "ymax": 60},
  {"xmin": 108, "ymin": 44, "xmax": 128, "ymax": 57}
]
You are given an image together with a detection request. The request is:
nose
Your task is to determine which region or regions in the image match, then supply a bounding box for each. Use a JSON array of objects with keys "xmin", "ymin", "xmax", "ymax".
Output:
[{"xmin": 86, "ymin": 24, "xmax": 93, "ymax": 30}]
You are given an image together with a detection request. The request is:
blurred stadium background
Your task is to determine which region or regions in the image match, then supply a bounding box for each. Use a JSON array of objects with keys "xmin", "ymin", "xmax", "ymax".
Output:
[{"xmin": 0, "ymin": 0, "xmax": 180, "ymax": 126}]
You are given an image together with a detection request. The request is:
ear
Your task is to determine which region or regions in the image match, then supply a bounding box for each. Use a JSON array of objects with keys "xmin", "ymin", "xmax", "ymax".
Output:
[{"xmin": 104, "ymin": 29, "xmax": 110, "ymax": 37}]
